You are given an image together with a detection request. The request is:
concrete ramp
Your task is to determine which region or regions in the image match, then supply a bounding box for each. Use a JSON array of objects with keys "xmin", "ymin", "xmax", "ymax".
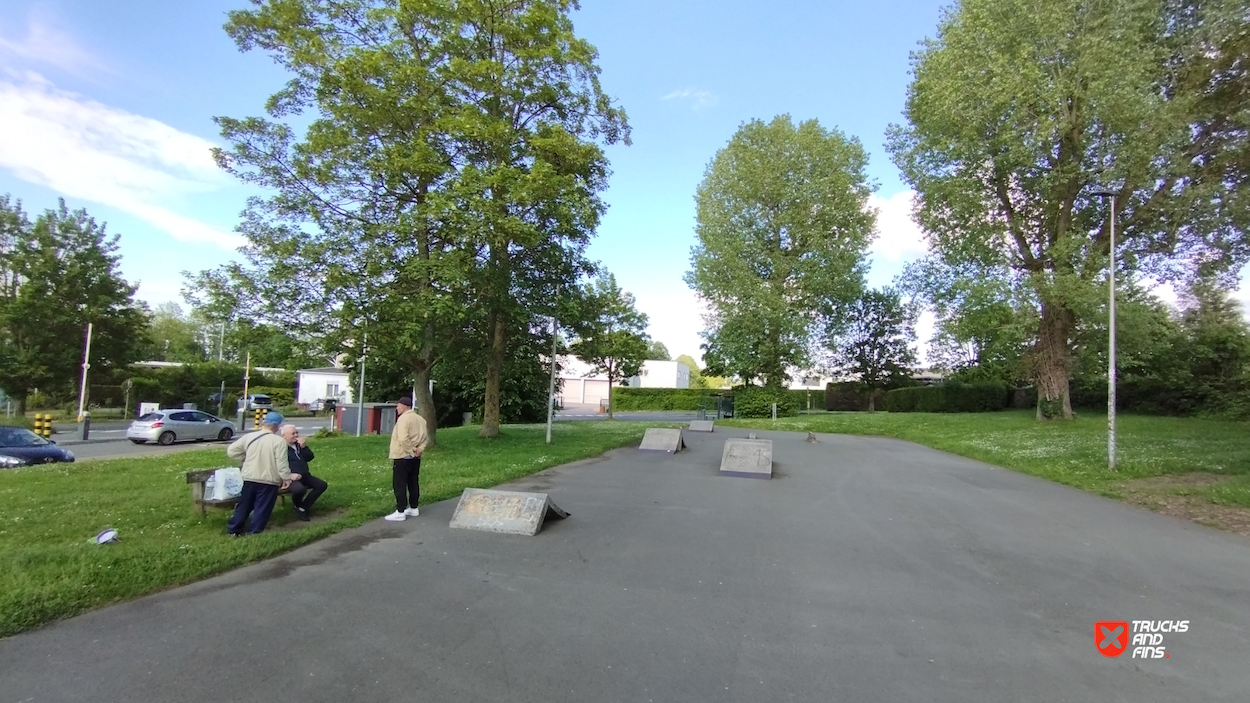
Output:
[
  {"xmin": 719, "ymin": 438, "xmax": 773, "ymax": 479},
  {"xmin": 449, "ymin": 488, "xmax": 569, "ymax": 536},
  {"xmin": 687, "ymin": 420, "xmax": 714, "ymax": 432},
  {"xmin": 639, "ymin": 428, "xmax": 686, "ymax": 453}
]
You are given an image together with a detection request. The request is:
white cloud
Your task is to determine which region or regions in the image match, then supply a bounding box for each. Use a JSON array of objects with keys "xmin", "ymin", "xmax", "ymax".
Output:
[
  {"xmin": 0, "ymin": 12, "xmax": 108, "ymax": 76},
  {"xmin": 869, "ymin": 190, "xmax": 928, "ymax": 263},
  {"xmin": 662, "ymin": 88, "xmax": 717, "ymax": 112},
  {"xmin": 629, "ymin": 284, "xmax": 708, "ymax": 365},
  {"xmin": 0, "ymin": 71, "xmax": 244, "ymax": 249}
]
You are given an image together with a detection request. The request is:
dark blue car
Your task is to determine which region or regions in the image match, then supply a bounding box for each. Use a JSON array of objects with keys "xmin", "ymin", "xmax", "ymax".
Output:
[{"xmin": 0, "ymin": 426, "xmax": 75, "ymax": 468}]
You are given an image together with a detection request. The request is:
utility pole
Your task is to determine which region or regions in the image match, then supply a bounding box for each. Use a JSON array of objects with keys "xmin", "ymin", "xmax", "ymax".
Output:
[
  {"xmin": 76, "ymin": 323, "xmax": 93, "ymax": 439},
  {"xmin": 242, "ymin": 350, "xmax": 251, "ymax": 429},
  {"xmin": 356, "ymin": 333, "xmax": 367, "ymax": 437},
  {"xmin": 546, "ymin": 315, "xmax": 558, "ymax": 444},
  {"xmin": 218, "ymin": 322, "xmax": 225, "ymax": 362}
]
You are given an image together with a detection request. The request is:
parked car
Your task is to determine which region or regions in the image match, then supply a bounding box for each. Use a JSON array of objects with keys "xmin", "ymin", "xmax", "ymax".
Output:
[
  {"xmin": 126, "ymin": 410, "xmax": 237, "ymax": 446},
  {"xmin": 0, "ymin": 426, "xmax": 75, "ymax": 467},
  {"xmin": 244, "ymin": 394, "xmax": 273, "ymax": 410}
]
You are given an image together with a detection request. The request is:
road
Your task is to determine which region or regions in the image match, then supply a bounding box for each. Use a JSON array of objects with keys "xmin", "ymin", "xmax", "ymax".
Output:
[
  {"xmin": 50, "ymin": 418, "xmax": 334, "ymax": 461},
  {"xmin": 2, "ymin": 426, "xmax": 1248, "ymax": 701}
]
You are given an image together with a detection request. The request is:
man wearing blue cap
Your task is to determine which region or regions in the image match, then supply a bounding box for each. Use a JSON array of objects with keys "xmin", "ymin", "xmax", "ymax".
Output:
[{"xmin": 225, "ymin": 411, "xmax": 301, "ymax": 535}]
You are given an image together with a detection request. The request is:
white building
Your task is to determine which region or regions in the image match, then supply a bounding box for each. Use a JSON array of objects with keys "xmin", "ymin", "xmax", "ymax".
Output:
[
  {"xmin": 296, "ymin": 367, "xmax": 353, "ymax": 405},
  {"xmin": 626, "ymin": 360, "xmax": 691, "ymax": 389}
]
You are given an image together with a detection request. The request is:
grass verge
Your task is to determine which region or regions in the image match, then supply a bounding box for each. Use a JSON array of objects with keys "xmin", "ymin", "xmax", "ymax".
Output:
[
  {"xmin": 0, "ymin": 421, "xmax": 648, "ymax": 638},
  {"xmin": 724, "ymin": 411, "xmax": 1250, "ymax": 508}
]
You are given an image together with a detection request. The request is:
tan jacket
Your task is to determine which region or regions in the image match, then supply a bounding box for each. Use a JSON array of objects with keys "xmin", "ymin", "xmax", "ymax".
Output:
[
  {"xmin": 389, "ymin": 409, "xmax": 429, "ymax": 459},
  {"xmin": 227, "ymin": 430, "xmax": 292, "ymax": 485}
]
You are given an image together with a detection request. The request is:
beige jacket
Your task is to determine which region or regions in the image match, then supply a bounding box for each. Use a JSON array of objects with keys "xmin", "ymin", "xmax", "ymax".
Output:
[
  {"xmin": 389, "ymin": 409, "xmax": 429, "ymax": 460},
  {"xmin": 227, "ymin": 430, "xmax": 292, "ymax": 485}
]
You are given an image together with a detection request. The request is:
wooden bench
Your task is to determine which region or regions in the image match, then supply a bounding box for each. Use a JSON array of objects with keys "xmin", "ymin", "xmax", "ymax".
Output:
[{"xmin": 186, "ymin": 469, "xmax": 290, "ymax": 517}]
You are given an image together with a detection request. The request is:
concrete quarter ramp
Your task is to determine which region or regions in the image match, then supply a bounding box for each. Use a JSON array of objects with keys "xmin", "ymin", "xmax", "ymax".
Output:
[
  {"xmin": 639, "ymin": 428, "xmax": 686, "ymax": 453},
  {"xmin": 687, "ymin": 420, "xmax": 714, "ymax": 432},
  {"xmin": 719, "ymin": 438, "xmax": 773, "ymax": 479},
  {"xmin": 448, "ymin": 488, "xmax": 569, "ymax": 536}
]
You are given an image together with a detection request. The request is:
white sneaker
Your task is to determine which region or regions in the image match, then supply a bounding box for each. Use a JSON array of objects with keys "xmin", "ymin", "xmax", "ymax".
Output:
[
  {"xmin": 383, "ymin": 511, "xmax": 406, "ymax": 522},
  {"xmin": 404, "ymin": 507, "xmax": 420, "ymax": 517}
]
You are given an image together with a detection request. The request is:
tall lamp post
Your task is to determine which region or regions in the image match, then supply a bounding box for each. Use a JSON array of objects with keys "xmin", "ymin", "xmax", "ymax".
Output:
[{"xmin": 1092, "ymin": 187, "xmax": 1118, "ymax": 469}]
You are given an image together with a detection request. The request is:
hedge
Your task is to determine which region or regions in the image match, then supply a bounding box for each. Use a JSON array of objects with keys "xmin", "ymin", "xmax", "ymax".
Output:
[
  {"xmin": 824, "ymin": 382, "xmax": 886, "ymax": 412},
  {"xmin": 884, "ymin": 381, "xmax": 1011, "ymax": 413},
  {"xmin": 734, "ymin": 386, "xmax": 799, "ymax": 418},
  {"xmin": 789, "ymin": 388, "xmax": 826, "ymax": 411},
  {"xmin": 610, "ymin": 388, "xmax": 712, "ymax": 411}
]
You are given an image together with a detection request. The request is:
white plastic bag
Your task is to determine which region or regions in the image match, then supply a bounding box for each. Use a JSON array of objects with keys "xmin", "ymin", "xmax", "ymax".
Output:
[{"xmin": 205, "ymin": 467, "xmax": 243, "ymax": 501}]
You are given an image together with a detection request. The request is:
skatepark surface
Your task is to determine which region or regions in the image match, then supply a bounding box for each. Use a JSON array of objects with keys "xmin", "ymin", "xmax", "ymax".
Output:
[{"xmin": 3, "ymin": 427, "xmax": 1249, "ymax": 702}]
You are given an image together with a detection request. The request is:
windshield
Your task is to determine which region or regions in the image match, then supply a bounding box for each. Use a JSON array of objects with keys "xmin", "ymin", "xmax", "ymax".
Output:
[{"xmin": 0, "ymin": 427, "xmax": 49, "ymax": 448}]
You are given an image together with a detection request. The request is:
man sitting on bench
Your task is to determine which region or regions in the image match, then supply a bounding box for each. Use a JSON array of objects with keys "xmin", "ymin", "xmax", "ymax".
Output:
[
  {"xmin": 225, "ymin": 412, "xmax": 301, "ymax": 536},
  {"xmin": 281, "ymin": 424, "xmax": 327, "ymax": 521}
]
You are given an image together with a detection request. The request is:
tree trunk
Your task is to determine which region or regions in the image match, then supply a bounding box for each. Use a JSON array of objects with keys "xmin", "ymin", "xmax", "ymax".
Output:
[
  {"xmin": 412, "ymin": 363, "xmax": 436, "ymax": 447},
  {"xmin": 16, "ymin": 393, "xmax": 27, "ymax": 417},
  {"xmin": 478, "ymin": 306, "xmax": 506, "ymax": 438},
  {"xmin": 867, "ymin": 387, "xmax": 876, "ymax": 413},
  {"xmin": 1033, "ymin": 300, "xmax": 1075, "ymax": 420},
  {"xmin": 606, "ymin": 359, "xmax": 615, "ymax": 420}
]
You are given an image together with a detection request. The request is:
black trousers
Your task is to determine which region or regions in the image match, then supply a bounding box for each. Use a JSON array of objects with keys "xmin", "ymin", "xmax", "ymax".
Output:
[
  {"xmin": 392, "ymin": 457, "xmax": 421, "ymax": 512},
  {"xmin": 226, "ymin": 481, "xmax": 280, "ymax": 535},
  {"xmin": 290, "ymin": 472, "xmax": 328, "ymax": 512}
]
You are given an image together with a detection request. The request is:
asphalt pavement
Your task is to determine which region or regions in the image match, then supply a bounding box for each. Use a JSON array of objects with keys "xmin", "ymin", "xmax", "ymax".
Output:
[
  {"xmin": 47, "ymin": 418, "xmax": 334, "ymax": 461},
  {"xmin": 2, "ymin": 426, "xmax": 1249, "ymax": 701}
]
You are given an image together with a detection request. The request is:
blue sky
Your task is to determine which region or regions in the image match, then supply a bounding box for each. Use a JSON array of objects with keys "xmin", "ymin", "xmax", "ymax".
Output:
[{"xmin": 0, "ymin": 0, "xmax": 953, "ymax": 362}]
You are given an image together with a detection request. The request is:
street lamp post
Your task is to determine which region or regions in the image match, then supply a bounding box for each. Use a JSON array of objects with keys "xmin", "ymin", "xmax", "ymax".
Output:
[{"xmin": 1092, "ymin": 187, "xmax": 1118, "ymax": 470}]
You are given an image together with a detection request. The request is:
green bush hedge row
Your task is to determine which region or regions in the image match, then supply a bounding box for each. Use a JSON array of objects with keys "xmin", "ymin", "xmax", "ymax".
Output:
[
  {"xmin": 610, "ymin": 388, "xmax": 712, "ymax": 411},
  {"xmin": 884, "ymin": 381, "xmax": 1014, "ymax": 413},
  {"xmin": 734, "ymin": 386, "xmax": 799, "ymax": 418}
]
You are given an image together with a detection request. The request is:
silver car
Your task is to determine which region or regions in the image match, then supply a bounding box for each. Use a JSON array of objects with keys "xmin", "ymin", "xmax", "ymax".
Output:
[{"xmin": 126, "ymin": 410, "xmax": 237, "ymax": 446}]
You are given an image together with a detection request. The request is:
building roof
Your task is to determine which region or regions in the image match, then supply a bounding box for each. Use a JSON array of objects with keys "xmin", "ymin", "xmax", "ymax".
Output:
[{"xmin": 297, "ymin": 367, "xmax": 350, "ymax": 375}]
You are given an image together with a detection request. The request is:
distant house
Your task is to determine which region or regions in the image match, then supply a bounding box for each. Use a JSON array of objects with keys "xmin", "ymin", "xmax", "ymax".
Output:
[
  {"xmin": 625, "ymin": 360, "xmax": 691, "ymax": 389},
  {"xmin": 296, "ymin": 367, "xmax": 353, "ymax": 406},
  {"xmin": 555, "ymin": 356, "xmax": 612, "ymax": 406}
]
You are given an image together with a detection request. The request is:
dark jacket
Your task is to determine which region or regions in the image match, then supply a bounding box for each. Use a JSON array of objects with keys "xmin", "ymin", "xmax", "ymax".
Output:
[{"xmin": 286, "ymin": 443, "xmax": 315, "ymax": 476}]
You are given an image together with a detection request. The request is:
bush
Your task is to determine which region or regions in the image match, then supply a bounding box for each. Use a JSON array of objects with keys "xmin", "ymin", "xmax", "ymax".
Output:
[
  {"xmin": 884, "ymin": 381, "xmax": 1011, "ymax": 413},
  {"xmin": 789, "ymin": 388, "xmax": 826, "ymax": 411},
  {"xmin": 824, "ymin": 382, "xmax": 886, "ymax": 411},
  {"xmin": 248, "ymin": 386, "xmax": 295, "ymax": 407},
  {"xmin": 734, "ymin": 386, "xmax": 799, "ymax": 418},
  {"xmin": 610, "ymin": 388, "xmax": 712, "ymax": 411},
  {"xmin": 0, "ymin": 415, "xmax": 32, "ymax": 429}
]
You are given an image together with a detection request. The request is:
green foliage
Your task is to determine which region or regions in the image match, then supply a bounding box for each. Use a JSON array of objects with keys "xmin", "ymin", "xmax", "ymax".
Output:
[
  {"xmin": 824, "ymin": 382, "xmax": 884, "ymax": 412},
  {"xmin": 826, "ymin": 287, "xmax": 918, "ymax": 409},
  {"xmin": 645, "ymin": 340, "xmax": 670, "ymax": 360},
  {"xmin": 686, "ymin": 116, "xmax": 875, "ymax": 386},
  {"xmin": 569, "ymin": 273, "xmax": 651, "ymax": 418},
  {"xmin": 885, "ymin": 381, "xmax": 1011, "ymax": 413},
  {"xmin": 610, "ymin": 388, "xmax": 711, "ymax": 411},
  {"xmin": 0, "ymin": 421, "xmax": 655, "ymax": 637},
  {"xmin": 246, "ymin": 386, "xmax": 294, "ymax": 407},
  {"xmin": 204, "ymin": 0, "xmax": 630, "ymax": 441},
  {"xmin": 888, "ymin": 0, "xmax": 1250, "ymax": 418},
  {"xmin": 789, "ymin": 388, "xmax": 826, "ymax": 411},
  {"xmin": 733, "ymin": 385, "xmax": 799, "ymax": 418},
  {"xmin": 0, "ymin": 196, "xmax": 149, "ymax": 412}
]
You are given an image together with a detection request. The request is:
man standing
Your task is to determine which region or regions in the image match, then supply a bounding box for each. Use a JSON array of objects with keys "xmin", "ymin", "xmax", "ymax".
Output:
[
  {"xmin": 282, "ymin": 424, "xmax": 327, "ymax": 521},
  {"xmin": 226, "ymin": 411, "xmax": 300, "ymax": 535},
  {"xmin": 385, "ymin": 396, "xmax": 428, "ymax": 522}
]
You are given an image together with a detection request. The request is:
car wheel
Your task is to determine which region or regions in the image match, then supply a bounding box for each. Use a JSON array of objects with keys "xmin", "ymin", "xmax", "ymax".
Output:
[
  {"xmin": 130, "ymin": 439, "xmax": 147, "ymax": 445},
  {"xmin": 157, "ymin": 431, "xmax": 176, "ymax": 446},
  {"xmin": 218, "ymin": 428, "xmax": 234, "ymax": 441}
]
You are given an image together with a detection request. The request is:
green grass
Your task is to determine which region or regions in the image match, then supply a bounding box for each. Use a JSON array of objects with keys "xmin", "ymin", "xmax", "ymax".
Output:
[
  {"xmin": 0, "ymin": 421, "xmax": 649, "ymax": 638},
  {"xmin": 724, "ymin": 410, "xmax": 1250, "ymax": 505}
]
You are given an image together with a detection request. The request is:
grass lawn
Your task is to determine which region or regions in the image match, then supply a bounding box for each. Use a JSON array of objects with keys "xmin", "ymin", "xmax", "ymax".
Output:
[
  {"xmin": 0, "ymin": 421, "xmax": 650, "ymax": 638},
  {"xmin": 724, "ymin": 411, "xmax": 1250, "ymax": 508}
]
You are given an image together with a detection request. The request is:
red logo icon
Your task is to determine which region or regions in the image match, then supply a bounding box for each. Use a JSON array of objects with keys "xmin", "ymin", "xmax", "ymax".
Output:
[{"xmin": 1096, "ymin": 621, "xmax": 1129, "ymax": 658}]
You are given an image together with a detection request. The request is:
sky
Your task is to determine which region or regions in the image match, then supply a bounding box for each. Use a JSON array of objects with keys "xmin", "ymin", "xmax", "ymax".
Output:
[{"xmin": 2, "ymin": 0, "xmax": 1182, "ymax": 367}]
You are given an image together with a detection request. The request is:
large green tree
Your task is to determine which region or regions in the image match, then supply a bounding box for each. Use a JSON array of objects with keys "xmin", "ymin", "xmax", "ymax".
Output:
[
  {"xmin": 888, "ymin": 0, "xmax": 1250, "ymax": 419},
  {"xmin": 446, "ymin": 0, "xmax": 629, "ymax": 437},
  {"xmin": 0, "ymin": 197, "xmax": 148, "ymax": 412},
  {"xmin": 686, "ymin": 115, "xmax": 876, "ymax": 387},
  {"xmin": 569, "ymin": 272, "xmax": 649, "ymax": 419},
  {"xmin": 826, "ymin": 288, "xmax": 918, "ymax": 411}
]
